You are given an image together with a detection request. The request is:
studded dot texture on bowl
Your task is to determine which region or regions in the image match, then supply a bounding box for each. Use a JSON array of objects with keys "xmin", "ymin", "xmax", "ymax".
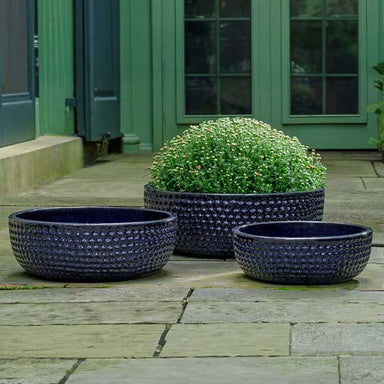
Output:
[
  {"xmin": 144, "ymin": 184, "xmax": 324, "ymax": 258},
  {"xmin": 233, "ymin": 221, "xmax": 372, "ymax": 284},
  {"xmin": 9, "ymin": 207, "xmax": 177, "ymax": 282}
]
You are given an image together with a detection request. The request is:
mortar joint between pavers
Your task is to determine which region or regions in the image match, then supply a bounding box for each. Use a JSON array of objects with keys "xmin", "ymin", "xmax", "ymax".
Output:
[
  {"xmin": 57, "ymin": 358, "xmax": 85, "ymax": 384},
  {"xmin": 177, "ymin": 288, "xmax": 195, "ymax": 324},
  {"xmin": 153, "ymin": 323, "xmax": 172, "ymax": 358}
]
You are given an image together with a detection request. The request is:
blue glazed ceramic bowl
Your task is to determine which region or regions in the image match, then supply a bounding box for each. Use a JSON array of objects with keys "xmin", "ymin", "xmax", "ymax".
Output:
[
  {"xmin": 9, "ymin": 207, "xmax": 177, "ymax": 282},
  {"xmin": 144, "ymin": 184, "xmax": 324, "ymax": 258},
  {"xmin": 233, "ymin": 221, "xmax": 372, "ymax": 284}
]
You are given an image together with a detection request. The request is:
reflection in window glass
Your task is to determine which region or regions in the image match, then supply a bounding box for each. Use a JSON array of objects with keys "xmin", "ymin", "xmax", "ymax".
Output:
[
  {"xmin": 290, "ymin": 0, "xmax": 322, "ymax": 17},
  {"xmin": 185, "ymin": 22, "xmax": 216, "ymax": 74},
  {"xmin": 326, "ymin": 77, "xmax": 358, "ymax": 114},
  {"xmin": 326, "ymin": 20, "xmax": 358, "ymax": 74},
  {"xmin": 0, "ymin": 0, "xmax": 28, "ymax": 94},
  {"xmin": 290, "ymin": 0, "xmax": 358, "ymax": 115},
  {"xmin": 185, "ymin": 0, "xmax": 215, "ymax": 18},
  {"xmin": 327, "ymin": 0, "xmax": 358, "ymax": 17},
  {"xmin": 220, "ymin": 0, "xmax": 251, "ymax": 18},
  {"xmin": 291, "ymin": 77, "xmax": 322, "ymax": 115},
  {"xmin": 220, "ymin": 21, "xmax": 251, "ymax": 74},
  {"xmin": 184, "ymin": 0, "xmax": 251, "ymax": 115},
  {"xmin": 221, "ymin": 77, "xmax": 251, "ymax": 114},
  {"xmin": 186, "ymin": 77, "xmax": 217, "ymax": 115},
  {"xmin": 291, "ymin": 21, "xmax": 322, "ymax": 74}
]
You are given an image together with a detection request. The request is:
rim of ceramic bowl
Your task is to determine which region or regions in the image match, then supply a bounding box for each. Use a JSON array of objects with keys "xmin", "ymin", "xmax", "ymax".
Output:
[
  {"xmin": 233, "ymin": 221, "xmax": 373, "ymax": 242},
  {"xmin": 144, "ymin": 183, "xmax": 324, "ymax": 198},
  {"xmin": 9, "ymin": 206, "xmax": 176, "ymax": 227}
]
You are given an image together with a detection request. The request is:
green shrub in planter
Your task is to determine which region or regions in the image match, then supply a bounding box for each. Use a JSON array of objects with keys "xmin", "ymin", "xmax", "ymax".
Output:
[
  {"xmin": 150, "ymin": 117, "xmax": 326, "ymax": 194},
  {"xmin": 145, "ymin": 117, "xmax": 326, "ymax": 257}
]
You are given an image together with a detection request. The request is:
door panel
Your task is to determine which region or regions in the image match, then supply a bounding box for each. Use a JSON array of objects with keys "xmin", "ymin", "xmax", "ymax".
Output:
[
  {"xmin": 77, "ymin": 0, "xmax": 120, "ymax": 142},
  {"xmin": 0, "ymin": 0, "xmax": 36, "ymax": 147}
]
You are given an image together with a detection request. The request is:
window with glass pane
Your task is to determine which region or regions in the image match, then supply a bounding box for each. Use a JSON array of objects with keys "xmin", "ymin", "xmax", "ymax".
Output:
[
  {"xmin": 0, "ymin": 0, "xmax": 29, "ymax": 95},
  {"xmin": 290, "ymin": 0, "xmax": 358, "ymax": 115},
  {"xmin": 184, "ymin": 0, "xmax": 251, "ymax": 115}
]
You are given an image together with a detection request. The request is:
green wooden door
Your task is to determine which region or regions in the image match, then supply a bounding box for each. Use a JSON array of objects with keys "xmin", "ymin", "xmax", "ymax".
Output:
[
  {"xmin": 154, "ymin": 0, "xmax": 380, "ymax": 149},
  {"xmin": 0, "ymin": 0, "xmax": 36, "ymax": 148},
  {"xmin": 76, "ymin": 0, "xmax": 120, "ymax": 142}
]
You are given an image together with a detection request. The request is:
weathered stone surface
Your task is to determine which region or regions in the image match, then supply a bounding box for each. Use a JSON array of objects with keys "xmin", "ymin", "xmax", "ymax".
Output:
[
  {"xmin": 0, "ymin": 359, "xmax": 76, "ymax": 384},
  {"xmin": 0, "ymin": 207, "xmax": 34, "ymax": 230},
  {"xmin": 190, "ymin": 288, "xmax": 383, "ymax": 301},
  {"xmin": 0, "ymin": 324, "xmax": 163, "ymax": 358},
  {"xmin": 362, "ymin": 178, "xmax": 384, "ymax": 191},
  {"xmin": 373, "ymin": 161, "xmax": 384, "ymax": 177},
  {"xmin": 66, "ymin": 357, "xmax": 339, "ymax": 384},
  {"xmin": 0, "ymin": 287, "xmax": 189, "ymax": 303},
  {"xmin": 182, "ymin": 295, "xmax": 384, "ymax": 323},
  {"xmin": 292, "ymin": 324, "xmax": 384, "ymax": 355},
  {"xmin": 373, "ymin": 232, "xmax": 384, "ymax": 246},
  {"xmin": 319, "ymin": 151, "xmax": 380, "ymax": 162},
  {"xmin": 0, "ymin": 301, "xmax": 182, "ymax": 325},
  {"xmin": 325, "ymin": 178, "xmax": 365, "ymax": 193},
  {"xmin": 1, "ymin": 248, "xmax": 384, "ymax": 290},
  {"xmin": 370, "ymin": 247, "xmax": 384, "ymax": 264},
  {"xmin": 161, "ymin": 323, "xmax": 290, "ymax": 357},
  {"xmin": 324, "ymin": 160, "xmax": 376, "ymax": 177},
  {"xmin": 340, "ymin": 356, "xmax": 384, "ymax": 384}
]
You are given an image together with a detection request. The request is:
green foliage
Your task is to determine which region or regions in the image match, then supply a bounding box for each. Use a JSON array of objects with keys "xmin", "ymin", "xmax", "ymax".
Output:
[
  {"xmin": 149, "ymin": 117, "xmax": 326, "ymax": 194},
  {"xmin": 368, "ymin": 62, "xmax": 384, "ymax": 156}
]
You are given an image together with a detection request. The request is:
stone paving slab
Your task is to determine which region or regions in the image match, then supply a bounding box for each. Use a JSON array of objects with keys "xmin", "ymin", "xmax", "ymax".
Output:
[
  {"xmin": 0, "ymin": 359, "xmax": 76, "ymax": 384},
  {"xmin": 362, "ymin": 178, "xmax": 384, "ymax": 191},
  {"xmin": 0, "ymin": 324, "xmax": 163, "ymax": 358},
  {"xmin": 0, "ymin": 206, "xmax": 34, "ymax": 230},
  {"xmin": 319, "ymin": 151, "xmax": 381, "ymax": 161},
  {"xmin": 3, "ymin": 255, "xmax": 384, "ymax": 291},
  {"xmin": 292, "ymin": 324, "xmax": 384, "ymax": 355},
  {"xmin": 325, "ymin": 178, "xmax": 365, "ymax": 193},
  {"xmin": 369, "ymin": 247, "xmax": 384, "ymax": 263},
  {"xmin": 65, "ymin": 357, "xmax": 339, "ymax": 384},
  {"xmin": 2, "ymin": 248, "xmax": 384, "ymax": 290},
  {"xmin": 190, "ymin": 288, "xmax": 384, "ymax": 301},
  {"xmin": 63, "ymin": 160, "xmax": 150, "ymax": 181},
  {"xmin": 65, "ymin": 262, "xmax": 384, "ymax": 290},
  {"xmin": 0, "ymin": 287, "xmax": 189, "ymax": 303},
  {"xmin": 373, "ymin": 161, "xmax": 384, "ymax": 177},
  {"xmin": 161, "ymin": 323, "xmax": 290, "ymax": 357},
  {"xmin": 182, "ymin": 297, "xmax": 384, "ymax": 323},
  {"xmin": 0, "ymin": 301, "xmax": 182, "ymax": 325},
  {"xmin": 340, "ymin": 356, "xmax": 384, "ymax": 384},
  {"xmin": 322, "ymin": 160, "xmax": 376, "ymax": 177}
]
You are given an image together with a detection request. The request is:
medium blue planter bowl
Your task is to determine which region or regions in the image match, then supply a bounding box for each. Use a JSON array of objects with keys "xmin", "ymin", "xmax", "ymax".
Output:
[
  {"xmin": 233, "ymin": 221, "xmax": 373, "ymax": 284},
  {"xmin": 9, "ymin": 207, "xmax": 177, "ymax": 282}
]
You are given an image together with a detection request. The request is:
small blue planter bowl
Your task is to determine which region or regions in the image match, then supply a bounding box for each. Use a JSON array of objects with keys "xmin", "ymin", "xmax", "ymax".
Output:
[
  {"xmin": 9, "ymin": 207, "xmax": 177, "ymax": 282},
  {"xmin": 233, "ymin": 221, "xmax": 373, "ymax": 285}
]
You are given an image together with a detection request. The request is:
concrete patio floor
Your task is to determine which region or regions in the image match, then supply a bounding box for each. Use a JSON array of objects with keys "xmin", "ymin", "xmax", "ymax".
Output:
[{"xmin": 1, "ymin": 151, "xmax": 384, "ymax": 383}]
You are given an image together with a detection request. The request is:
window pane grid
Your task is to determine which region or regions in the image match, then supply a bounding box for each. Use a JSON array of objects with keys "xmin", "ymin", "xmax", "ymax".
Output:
[
  {"xmin": 290, "ymin": 0, "xmax": 358, "ymax": 116},
  {"xmin": 184, "ymin": 0, "xmax": 251, "ymax": 115}
]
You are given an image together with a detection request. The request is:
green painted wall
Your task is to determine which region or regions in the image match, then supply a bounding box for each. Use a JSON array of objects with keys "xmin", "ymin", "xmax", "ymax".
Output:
[
  {"xmin": 121, "ymin": 0, "xmax": 153, "ymax": 153},
  {"xmin": 37, "ymin": 0, "xmax": 75, "ymax": 136},
  {"xmin": 155, "ymin": 0, "xmax": 381, "ymax": 150}
]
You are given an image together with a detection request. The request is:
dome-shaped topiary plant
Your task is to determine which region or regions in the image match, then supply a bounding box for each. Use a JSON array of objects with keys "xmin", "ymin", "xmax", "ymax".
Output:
[{"xmin": 149, "ymin": 117, "xmax": 326, "ymax": 194}]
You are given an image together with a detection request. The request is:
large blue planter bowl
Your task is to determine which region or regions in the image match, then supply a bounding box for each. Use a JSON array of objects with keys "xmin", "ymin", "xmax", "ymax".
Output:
[
  {"xmin": 144, "ymin": 184, "xmax": 324, "ymax": 258},
  {"xmin": 9, "ymin": 207, "xmax": 177, "ymax": 282},
  {"xmin": 233, "ymin": 221, "xmax": 372, "ymax": 284}
]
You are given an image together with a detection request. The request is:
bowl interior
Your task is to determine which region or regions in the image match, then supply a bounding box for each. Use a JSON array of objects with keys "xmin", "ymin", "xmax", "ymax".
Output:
[
  {"xmin": 236, "ymin": 222, "xmax": 371, "ymax": 239},
  {"xmin": 11, "ymin": 207, "xmax": 173, "ymax": 225}
]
